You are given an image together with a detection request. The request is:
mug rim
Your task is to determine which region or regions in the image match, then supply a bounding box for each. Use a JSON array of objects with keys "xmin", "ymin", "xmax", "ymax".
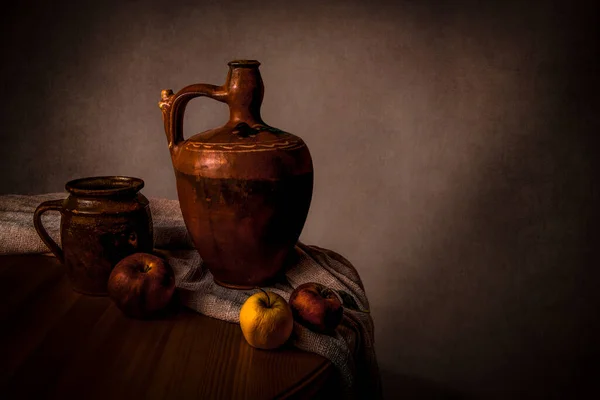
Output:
[{"xmin": 65, "ymin": 176, "xmax": 145, "ymax": 197}]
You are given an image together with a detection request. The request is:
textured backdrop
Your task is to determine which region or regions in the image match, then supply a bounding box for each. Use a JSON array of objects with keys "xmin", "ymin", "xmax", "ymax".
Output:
[{"xmin": 1, "ymin": 0, "xmax": 596, "ymax": 398}]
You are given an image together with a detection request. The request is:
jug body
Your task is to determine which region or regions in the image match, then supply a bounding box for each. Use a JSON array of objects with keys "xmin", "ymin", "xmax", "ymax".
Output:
[{"xmin": 173, "ymin": 140, "xmax": 313, "ymax": 289}]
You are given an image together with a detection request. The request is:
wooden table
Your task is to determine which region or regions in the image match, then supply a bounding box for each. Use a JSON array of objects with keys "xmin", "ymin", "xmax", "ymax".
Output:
[{"xmin": 0, "ymin": 254, "xmax": 336, "ymax": 399}]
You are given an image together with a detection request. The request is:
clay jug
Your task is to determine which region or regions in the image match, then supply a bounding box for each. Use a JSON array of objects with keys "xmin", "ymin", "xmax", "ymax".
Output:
[{"xmin": 159, "ymin": 60, "xmax": 313, "ymax": 289}]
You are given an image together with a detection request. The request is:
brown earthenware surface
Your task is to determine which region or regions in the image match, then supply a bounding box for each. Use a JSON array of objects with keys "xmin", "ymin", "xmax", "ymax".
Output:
[
  {"xmin": 33, "ymin": 176, "xmax": 154, "ymax": 295},
  {"xmin": 159, "ymin": 61, "xmax": 313, "ymax": 289}
]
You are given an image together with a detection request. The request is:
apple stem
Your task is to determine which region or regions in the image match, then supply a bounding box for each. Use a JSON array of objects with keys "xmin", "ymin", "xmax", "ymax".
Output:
[
  {"xmin": 255, "ymin": 287, "xmax": 271, "ymax": 308},
  {"xmin": 143, "ymin": 265, "xmax": 151, "ymax": 273}
]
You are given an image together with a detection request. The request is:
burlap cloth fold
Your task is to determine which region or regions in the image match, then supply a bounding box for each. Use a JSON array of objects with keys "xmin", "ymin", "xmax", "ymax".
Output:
[{"xmin": 0, "ymin": 193, "xmax": 382, "ymax": 399}]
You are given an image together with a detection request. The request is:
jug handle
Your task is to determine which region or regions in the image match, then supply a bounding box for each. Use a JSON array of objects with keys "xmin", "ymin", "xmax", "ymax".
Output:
[
  {"xmin": 33, "ymin": 199, "xmax": 64, "ymax": 263},
  {"xmin": 159, "ymin": 84, "xmax": 228, "ymax": 150}
]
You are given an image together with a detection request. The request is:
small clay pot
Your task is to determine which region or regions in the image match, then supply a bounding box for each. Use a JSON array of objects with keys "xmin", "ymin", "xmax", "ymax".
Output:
[{"xmin": 34, "ymin": 176, "xmax": 154, "ymax": 296}]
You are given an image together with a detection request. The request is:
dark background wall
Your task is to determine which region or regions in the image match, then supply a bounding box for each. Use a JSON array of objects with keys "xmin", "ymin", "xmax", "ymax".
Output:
[{"xmin": 1, "ymin": 0, "xmax": 596, "ymax": 398}]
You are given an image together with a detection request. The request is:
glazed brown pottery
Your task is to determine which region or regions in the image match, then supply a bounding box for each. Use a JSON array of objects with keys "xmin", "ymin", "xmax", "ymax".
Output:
[
  {"xmin": 159, "ymin": 60, "xmax": 313, "ymax": 289},
  {"xmin": 33, "ymin": 176, "xmax": 154, "ymax": 295}
]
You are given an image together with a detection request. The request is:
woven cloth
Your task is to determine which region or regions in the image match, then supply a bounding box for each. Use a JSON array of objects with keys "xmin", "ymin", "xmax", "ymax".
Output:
[{"xmin": 0, "ymin": 193, "xmax": 381, "ymax": 399}]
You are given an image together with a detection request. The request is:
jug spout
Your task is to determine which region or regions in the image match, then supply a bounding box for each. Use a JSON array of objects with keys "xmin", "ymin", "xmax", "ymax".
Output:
[
  {"xmin": 158, "ymin": 60, "xmax": 266, "ymax": 151},
  {"xmin": 225, "ymin": 60, "xmax": 265, "ymax": 126}
]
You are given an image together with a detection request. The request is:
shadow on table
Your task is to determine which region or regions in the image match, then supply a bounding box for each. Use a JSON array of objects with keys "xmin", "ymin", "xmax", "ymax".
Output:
[{"xmin": 380, "ymin": 368, "xmax": 468, "ymax": 399}]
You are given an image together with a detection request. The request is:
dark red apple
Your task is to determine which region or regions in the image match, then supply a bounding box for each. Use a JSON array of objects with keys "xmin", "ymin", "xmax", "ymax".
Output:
[
  {"xmin": 289, "ymin": 282, "xmax": 343, "ymax": 333},
  {"xmin": 108, "ymin": 253, "xmax": 175, "ymax": 319}
]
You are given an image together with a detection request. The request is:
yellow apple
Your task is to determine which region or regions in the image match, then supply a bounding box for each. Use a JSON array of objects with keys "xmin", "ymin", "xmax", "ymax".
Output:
[{"xmin": 239, "ymin": 288, "xmax": 294, "ymax": 350}]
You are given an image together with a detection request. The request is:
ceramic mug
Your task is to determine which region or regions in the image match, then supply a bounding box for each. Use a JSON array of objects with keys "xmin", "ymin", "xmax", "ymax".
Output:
[{"xmin": 34, "ymin": 176, "xmax": 154, "ymax": 295}]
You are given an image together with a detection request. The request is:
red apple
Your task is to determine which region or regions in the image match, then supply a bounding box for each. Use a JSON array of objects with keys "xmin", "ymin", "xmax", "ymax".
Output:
[
  {"xmin": 108, "ymin": 253, "xmax": 175, "ymax": 319},
  {"xmin": 289, "ymin": 282, "xmax": 343, "ymax": 333}
]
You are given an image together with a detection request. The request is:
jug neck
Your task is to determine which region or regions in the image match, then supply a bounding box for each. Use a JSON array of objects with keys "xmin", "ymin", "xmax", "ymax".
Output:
[{"xmin": 225, "ymin": 60, "xmax": 264, "ymax": 126}]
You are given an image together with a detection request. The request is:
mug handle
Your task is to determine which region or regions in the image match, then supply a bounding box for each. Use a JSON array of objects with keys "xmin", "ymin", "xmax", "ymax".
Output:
[{"xmin": 33, "ymin": 199, "xmax": 64, "ymax": 262}]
